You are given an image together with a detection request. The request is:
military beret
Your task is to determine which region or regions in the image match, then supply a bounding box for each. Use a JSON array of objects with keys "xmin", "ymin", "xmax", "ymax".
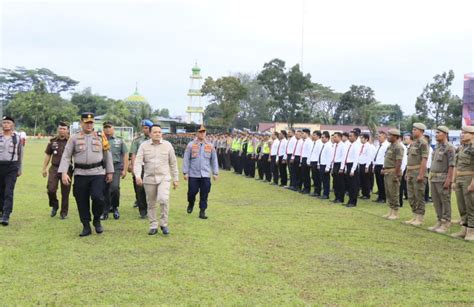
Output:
[
  {"xmin": 462, "ymin": 126, "xmax": 474, "ymax": 133},
  {"xmin": 2, "ymin": 115, "xmax": 15, "ymax": 123},
  {"xmin": 81, "ymin": 112, "xmax": 95, "ymax": 123},
  {"xmin": 436, "ymin": 126, "xmax": 449, "ymax": 134},
  {"xmin": 387, "ymin": 128, "xmax": 401, "ymax": 136},
  {"xmin": 413, "ymin": 122, "xmax": 426, "ymax": 131},
  {"xmin": 103, "ymin": 121, "xmax": 113, "ymax": 128},
  {"xmin": 141, "ymin": 119, "xmax": 153, "ymax": 127},
  {"xmin": 58, "ymin": 121, "xmax": 69, "ymax": 127}
]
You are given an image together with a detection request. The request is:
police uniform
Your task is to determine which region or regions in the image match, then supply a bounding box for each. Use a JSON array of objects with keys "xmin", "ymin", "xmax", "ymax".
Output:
[
  {"xmin": 58, "ymin": 112, "xmax": 114, "ymax": 236},
  {"xmin": 102, "ymin": 122, "xmax": 128, "ymax": 220},
  {"xmin": 405, "ymin": 123, "xmax": 429, "ymax": 226},
  {"xmin": 0, "ymin": 116, "xmax": 23, "ymax": 226},
  {"xmin": 44, "ymin": 121, "xmax": 72, "ymax": 219},
  {"xmin": 451, "ymin": 126, "xmax": 474, "ymax": 240},
  {"xmin": 428, "ymin": 126, "xmax": 455, "ymax": 233},
  {"xmin": 382, "ymin": 129, "xmax": 404, "ymax": 220},
  {"xmin": 182, "ymin": 126, "xmax": 219, "ymax": 219},
  {"xmin": 130, "ymin": 126, "xmax": 151, "ymax": 218}
]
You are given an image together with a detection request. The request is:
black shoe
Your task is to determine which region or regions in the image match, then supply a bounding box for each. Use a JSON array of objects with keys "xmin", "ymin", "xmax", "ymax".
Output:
[
  {"xmin": 345, "ymin": 203, "xmax": 357, "ymax": 208},
  {"xmin": 199, "ymin": 209, "xmax": 208, "ymax": 219},
  {"xmin": 360, "ymin": 196, "xmax": 369, "ymax": 200},
  {"xmin": 319, "ymin": 195, "xmax": 329, "ymax": 200},
  {"xmin": 60, "ymin": 213, "xmax": 67, "ymax": 220},
  {"xmin": 79, "ymin": 224, "xmax": 92, "ymax": 237},
  {"xmin": 50, "ymin": 207, "xmax": 58, "ymax": 217},
  {"xmin": 160, "ymin": 226, "xmax": 170, "ymax": 235},
  {"xmin": 133, "ymin": 201, "xmax": 138, "ymax": 208},
  {"xmin": 1, "ymin": 216, "xmax": 9, "ymax": 226},
  {"xmin": 187, "ymin": 204, "xmax": 194, "ymax": 214},
  {"xmin": 140, "ymin": 211, "xmax": 147, "ymax": 219},
  {"xmin": 113, "ymin": 209, "xmax": 120, "ymax": 220},
  {"xmin": 148, "ymin": 228, "xmax": 158, "ymax": 235},
  {"xmin": 93, "ymin": 221, "xmax": 104, "ymax": 234},
  {"xmin": 100, "ymin": 213, "xmax": 109, "ymax": 220},
  {"xmin": 377, "ymin": 199, "xmax": 386, "ymax": 204},
  {"xmin": 301, "ymin": 190, "xmax": 310, "ymax": 195},
  {"xmin": 332, "ymin": 199, "xmax": 342, "ymax": 204}
]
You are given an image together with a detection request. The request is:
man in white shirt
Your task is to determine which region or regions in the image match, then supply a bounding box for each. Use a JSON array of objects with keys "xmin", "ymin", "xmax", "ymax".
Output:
[
  {"xmin": 331, "ymin": 132, "xmax": 346, "ymax": 203},
  {"xmin": 340, "ymin": 130, "xmax": 361, "ymax": 207},
  {"xmin": 358, "ymin": 133, "xmax": 375, "ymax": 199},
  {"xmin": 400, "ymin": 133, "xmax": 412, "ymax": 207},
  {"xmin": 277, "ymin": 130, "xmax": 288, "ymax": 187},
  {"xmin": 309, "ymin": 131, "xmax": 323, "ymax": 196},
  {"xmin": 317, "ymin": 131, "xmax": 333, "ymax": 199},
  {"xmin": 284, "ymin": 129, "xmax": 297, "ymax": 188},
  {"xmin": 300, "ymin": 129, "xmax": 313, "ymax": 194},
  {"xmin": 270, "ymin": 131, "xmax": 280, "ymax": 185},
  {"xmin": 289, "ymin": 130, "xmax": 303, "ymax": 191},
  {"xmin": 373, "ymin": 131, "xmax": 389, "ymax": 203}
]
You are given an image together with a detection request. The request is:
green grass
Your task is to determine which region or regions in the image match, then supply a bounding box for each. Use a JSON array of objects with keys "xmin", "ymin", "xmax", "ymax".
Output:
[{"xmin": 1, "ymin": 140, "xmax": 473, "ymax": 305}]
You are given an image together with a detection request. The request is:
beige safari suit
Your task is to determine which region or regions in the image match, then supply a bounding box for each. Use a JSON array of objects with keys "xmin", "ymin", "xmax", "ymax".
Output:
[
  {"xmin": 430, "ymin": 142, "xmax": 455, "ymax": 222},
  {"xmin": 406, "ymin": 137, "xmax": 429, "ymax": 215}
]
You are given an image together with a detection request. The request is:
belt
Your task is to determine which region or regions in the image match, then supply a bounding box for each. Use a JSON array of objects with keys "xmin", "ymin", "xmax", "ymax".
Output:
[
  {"xmin": 430, "ymin": 172, "xmax": 446, "ymax": 176},
  {"xmin": 383, "ymin": 168, "xmax": 396, "ymax": 173},
  {"xmin": 74, "ymin": 161, "xmax": 103, "ymax": 170},
  {"xmin": 456, "ymin": 171, "xmax": 474, "ymax": 177},
  {"xmin": 407, "ymin": 165, "xmax": 420, "ymax": 170}
]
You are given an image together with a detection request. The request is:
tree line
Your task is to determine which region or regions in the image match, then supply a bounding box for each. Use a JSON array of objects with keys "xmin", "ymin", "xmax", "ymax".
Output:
[
  {"xmin": 202, "ymin": 58, "xmax": 462, "ymax": 132},
  {"xmin": 0, "ymin": 67, "xmax": 169, "ymax": 135}
]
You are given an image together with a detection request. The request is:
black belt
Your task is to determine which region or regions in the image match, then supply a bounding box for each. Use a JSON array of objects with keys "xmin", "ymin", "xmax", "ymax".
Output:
[
  {"xmin": 74, "ymin": 161, "xmax": 103, "ymax": 170},
  {"xmin": 0, "ymin": 161, "xmax": 16, "ymax": 165}
]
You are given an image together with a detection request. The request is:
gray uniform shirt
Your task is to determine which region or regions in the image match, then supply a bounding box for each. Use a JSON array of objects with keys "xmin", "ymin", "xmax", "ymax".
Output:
[
  {"xmin": 0, "ymin": 132, "xmax": 23, "ymax": 171},
  {"xmin": 58, "ymin": 132, "xmax": 114, "ymax": 176},
  {"xmin": 182, "ymin": 139, "xmax": 219, "ymax": 178}
]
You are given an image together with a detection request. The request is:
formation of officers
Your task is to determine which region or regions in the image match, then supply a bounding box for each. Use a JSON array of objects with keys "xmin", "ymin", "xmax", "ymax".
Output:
[
  {"xmin": 1, "ymin": 112, "xmax": 474, "ymax": 242},
  {"xmin": 0, "ymin": 113, "xmax": 219, "ymax": 238},
  {"xmin": 203, "ymin": 123, "xmax": 474, "ymax": 241}
]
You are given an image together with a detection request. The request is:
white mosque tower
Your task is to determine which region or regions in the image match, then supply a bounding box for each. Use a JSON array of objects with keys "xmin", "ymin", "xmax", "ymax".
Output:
[{"xmin": 186, "ymin": 62, "xmax": 204, "ymax": 124}]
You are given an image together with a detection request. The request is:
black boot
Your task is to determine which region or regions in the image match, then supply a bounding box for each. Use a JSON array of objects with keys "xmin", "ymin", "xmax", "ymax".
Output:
[
  {"xmin": 79, "ymin": 223, "xmax": 92, "ymax": 237},
  {"xmin": 187, "ymin": 203, "xmax": 194, "ymax": 214},
  {"xmin": 199, "ymin": 209, "xmax": 208, "ymax": 220},
  {"xmin": 93, "ymin": 220, "xmax": 104, "ymax": 234},
  {"xmin": 1, "ymin": 214, "xmax": 9, "ymax": 226},
  {"xmin": 50, "ymin": 207, "xmax": 58, "ymax": 217},
  {"xmin": 113, "ymin": 208, "xmax": 120, "ymax": 220}
]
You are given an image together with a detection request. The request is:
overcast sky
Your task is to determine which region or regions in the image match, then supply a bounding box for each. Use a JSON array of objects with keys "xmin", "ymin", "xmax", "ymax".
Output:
[{"xmin": 1, "ymin": 0, "xmax": 473, "ymax": 117}]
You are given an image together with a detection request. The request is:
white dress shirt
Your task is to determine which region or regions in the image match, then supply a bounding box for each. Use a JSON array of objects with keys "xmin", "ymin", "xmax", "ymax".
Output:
[
  {"xmin": 401, "ymin": 143, "xmax": 408, "ymax": 172},
  {"xmin": 301, "ymin": 138, "xmax": 314, "ymax": 160},
  {"xmin": 373, "ymin": 140, "xmax": 389, "ymax": 165},
  {"xmin": 332, "ymin": 141, "xmax": 346, "ymax": 165},
  {"xmin": 358, "ymin": 142, "xmax": 375, "ymax": 169},
  {"xmin": 309, "ymin": 139, "xmax": 323, "ymax": 163},
  {"xmin": 427, "ymin": 146, "xmax": 433, "ymax": 169},
  {"xmin": 270, "ymin": 139, "xmax": 280, "ymax": 156},
  {"xmin": 277, "ymin": 138, "xmax": 288, "ymax": 161},
  {"xmin": 286, "ymin": 136, "xmax": 297, "ymax": 155},
  {"xmin": 318, "ymin": 141, "xmax": 334, "ymax": 172},
  {"xmin": 292, "ymin": 138, "xmax": 303, "ymax": 158},
  {"xmin": 341, "ymin": 141, "xmax": 361, "ymax": 173}
]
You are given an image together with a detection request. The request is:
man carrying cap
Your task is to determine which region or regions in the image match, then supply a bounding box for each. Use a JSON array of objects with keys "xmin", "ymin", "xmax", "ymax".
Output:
[
  {"xmin": 183, "ymin": 125, "xmax": 219, "ymax": 219},
  {"xmin": 58, "ymin": 112, "xmax": 114, "ymax": 236},
  {"xmin": 42, "ymin": 121, "xmax": 72, "ymax": 219},
  {"xmin": 0, "ymin": 115, "xmax": 24, "ymax": 226}
]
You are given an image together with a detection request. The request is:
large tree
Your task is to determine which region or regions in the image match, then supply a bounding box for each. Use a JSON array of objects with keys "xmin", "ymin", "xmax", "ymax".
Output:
[
  {"xmin": 304, "ymin": 83, "xmax": 342, "ymax": 124},
  {"xmin": 201, "ymin": 76, "xmax": 247, "ymax": 128},
  {"xmin": 415, "ymin": 70, "xmax": 456, "ymax": 127},
  {"xmin": 334, "ymin": 85, "xmax": 377, "ymax": 125}
]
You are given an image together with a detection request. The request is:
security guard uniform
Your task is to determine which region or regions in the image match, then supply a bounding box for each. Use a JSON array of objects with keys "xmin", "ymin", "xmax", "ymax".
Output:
[{"xmin": 382, "ymin": 129, "xmax": 404, "ymax": 220}]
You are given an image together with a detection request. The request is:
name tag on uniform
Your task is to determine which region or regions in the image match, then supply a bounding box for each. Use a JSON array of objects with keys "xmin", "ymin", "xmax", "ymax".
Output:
[
  {"xmin": 204, "ymin": 144, "xmax": 212, "ymax": 153},
  {"xmin": 192, "ymin": 144, "xmax": 199, "ymax": 158}
]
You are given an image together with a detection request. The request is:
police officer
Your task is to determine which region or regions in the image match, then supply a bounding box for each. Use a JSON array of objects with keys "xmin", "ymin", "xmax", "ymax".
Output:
[
  {"xmin": 42, "ymin": 121, "xmax": 72, "ymax": 219},
  {"xmin": 427, "ymin": 126, "xmax": 455, "ymax": 233},
  {"xmin": 451, "ymin": 126, "xmax": 474, "ymax": 241},
  {"xmin": 59, "ymin": 112, "xmax": 114, "ymax": 237},
  {"xmin": 0, "ymin": 115, "xmax": 23, "ymax": 226},
  {"xmin": 404, "ymin": 123, "xmax": 429, "ymax": 226},
  {"xmin": 129, "ymin": 119, "xmax": 153, "ymax": 218},
  {"xmin": 381, "ymin": 129, "xmax": 404, "ymax": 220},
  {"xmin": 101, "ymin": 121, "xmax": 128, "ymax": 220},
  {"xmin": 183, "ymin": 125, "xmax": 219, "ymax": 219}
]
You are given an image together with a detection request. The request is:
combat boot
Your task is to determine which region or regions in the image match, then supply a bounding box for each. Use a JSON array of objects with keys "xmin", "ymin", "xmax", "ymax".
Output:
[
  {"xmin": 464, "ymin": 227, "xmax": 474, "ymax": 241},
  {"xmin": 79, "ymin": 223, "xmax": 92, "ymax": 237},
  {"xmin": 428, "ymin": 220, "xmax": 442, "ymax": 231},
  {"xmin": 451, "ymin": 226, "xmax": 467, "ymax": 238},
  {"xmin": 404, "ymin": 214, "xmax": 416, "ymax": 225},
  {"xmin": 199, "ymin": 209, "xmax": 208, "ymax": 219},
  {"xmin": 435, "ymin": 220, "xmax": 451, "ymax": 234},
  {"xmin": 411, "ymin": 214, "xmax": 424, "ymax": 226},
  {"xmin": 382, "ymin": 209, "xmax": 393, "ymax": 218},
  {"xmin": 387, "ymin": 209, "xmax": 400, "ymax": 220}
]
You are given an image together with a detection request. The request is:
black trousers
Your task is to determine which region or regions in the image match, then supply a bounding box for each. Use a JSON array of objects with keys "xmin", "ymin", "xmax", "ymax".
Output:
[
  {"xmin": 301, "ymin": 158, "xmax": 311, "ymax": 192},
  {"xmin": 104, "ymin": 164, "xmax": 122, "ymax": 213},
  {"xmin": 311, "ymin": 162, "xmax": 321, "ymax": 195},
  {"xmin": 262, "ymin": 154, "xmax": 271, "ymax": 182},
  {"xmin": 424, "ymin": 168, "xmax": 431, "ymax": 201},
  {"xmin": 332, "ymin": 162, "xmax": 345, "ymax": 202},
  {"xmin": 293, "ymin": 155, "xmax": 302, "ymax": 190},
  {"xmin": 374, "ymin": 164, "xmax": 386, "ymax": 200},
  {"xmin": 257, "ymin": 156, "xmax": 264, "ymax": 179},
  {"xmin": 270, "ymin": 155, "xmax": 279, "ymax": 184},
  {"xmin": 0, "ymin": 162, "xmax": 19, "ymax": 218},
  {"xmin": 287, "ymin": 154, "xmax": 294, "ymax": 187},
  {"xmin": 278, "ymin": 156, "xmax": 288, "ymax": 186},
  {"xmin": 246, "ymin": 155, "xmax": 255, "ymax": 178},
  {"xmin": 73, "ymin": 175, "xmax": 106, "ymax": 224},
  {"xmin": 319, "ymin": 164, "xmax": 330, "ymax": 197},
  {"xmin": 369, "ymin": 164, "xmax": 374, "ymax": 192},
  {"xmin": 133, "ymin": 168, "xmax": 147, "ymax": 216},
  {"xmin": 399, "ymin": 169, "xmax": 407, "ymax": 207},
  {"xmin": 359, "ymin": 164, "xmax": 371, "ymax": 198},
  {"xmin": 224, "ymin": 152, "xmax": 231, "ymax": 170},
  {"xmin": 188, "ymin": 177, "xmax": 211, "ymax": 210},
  {"xmin": 345, "ymin": 163, "xmax": 360, "ymax": 205}
]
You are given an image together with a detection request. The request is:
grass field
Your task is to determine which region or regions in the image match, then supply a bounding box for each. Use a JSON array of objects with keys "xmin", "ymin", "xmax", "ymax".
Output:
[{"xmin": 1, "ymin": 140, "xmax": 474, "ymax": 305}]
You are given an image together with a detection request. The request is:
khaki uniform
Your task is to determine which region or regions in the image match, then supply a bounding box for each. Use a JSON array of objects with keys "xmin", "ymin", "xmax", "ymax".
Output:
[
  {"xmin": 383, "ymin": 141, "xmax": 404, "ymax": 210},
  {"xmin": 58, "ymin": 132, "xmax": 114, "ymax": 225},
  {"xmin": 45, "ymin": 136, "xmax": 72, "ymax": 216},
  {"xmin": 454, "ymin": 143, "xmax": 474, "ymax": 227},
  {"xmin": 430, "ymin": 142, "xmax": 455, "ymax": 222},
  {"xmin": 406, "ymin": 137, "xmax": 429, "ymax": 215},
  {"xmin": 134, "ymin": 139, "xmax": 179, "ymax": 230}
]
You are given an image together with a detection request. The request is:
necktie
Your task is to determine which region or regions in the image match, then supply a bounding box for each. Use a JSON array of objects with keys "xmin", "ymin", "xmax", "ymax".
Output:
[
  {"xmin": 359, "ymin": 144, "xmax": 365, "ymax": 155},
  {"xmin": 318, "ymin": 144, "xmax": 325, "ymax": 164},
  {"xmin": 344, "ymin": 144, "xmax": 352, "ymax": 164},
  {"xmin": 332, "ymin": 143, "xmax": 338, "ymax": 163},
  {"xmin": 374, "ymin": 144, "xmax": 382, "ymax": 162},
  {"xmin": 293, "ymin": 139, "xmax": 299, "ymax": 156}
]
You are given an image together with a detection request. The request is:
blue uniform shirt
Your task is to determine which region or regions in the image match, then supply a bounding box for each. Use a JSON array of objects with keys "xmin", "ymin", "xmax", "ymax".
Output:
[{"xmin": 182, "ymin": 139, "xmax": 219, "ymax": 178}]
